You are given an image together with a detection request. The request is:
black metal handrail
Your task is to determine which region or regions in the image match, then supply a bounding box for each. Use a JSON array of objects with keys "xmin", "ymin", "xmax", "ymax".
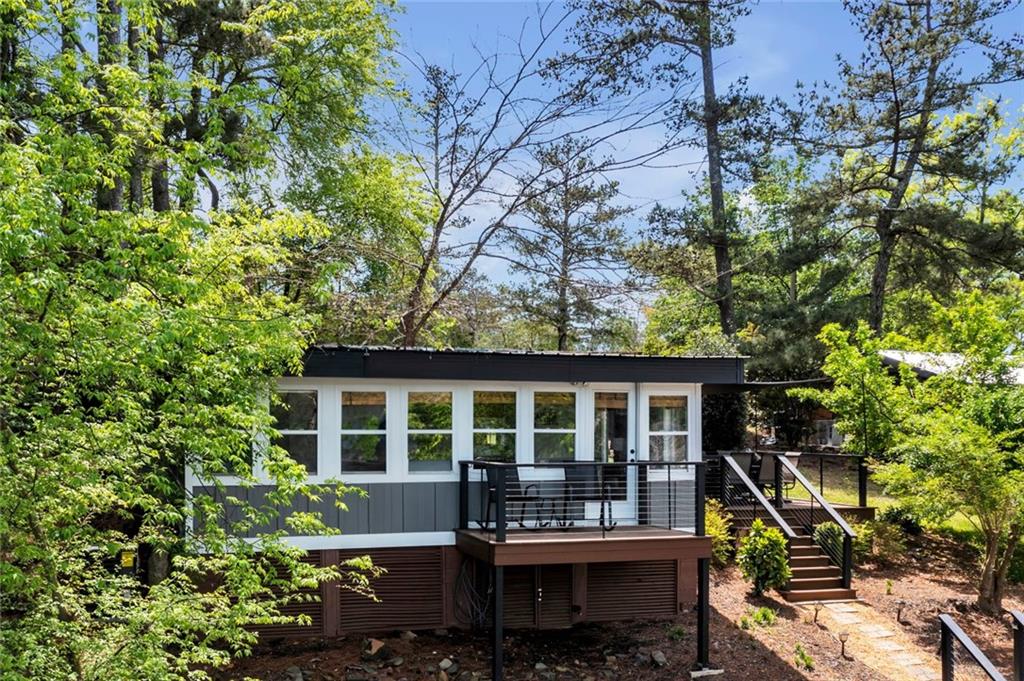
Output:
[
  {"xmin": 719, "ymin": 454, "xmax": 797, "ymax": 540},
  {"xmin": 939, "ymin": 613, "xmax": 1006, "ymax": 681},
  {"xmin": 1012, "ymin": 610, "xmax": 1023, "ymax": 681},
  {"xmin": 458, "ymin": 460, "xmax": 705, "ymax": 542},
  {"xmin": 772, "ymin": 453, "xmax": 856, "ymax": 588},
  {"xmin": 753, "ymin": 449, "xmax": 871, "ymax": 508}
]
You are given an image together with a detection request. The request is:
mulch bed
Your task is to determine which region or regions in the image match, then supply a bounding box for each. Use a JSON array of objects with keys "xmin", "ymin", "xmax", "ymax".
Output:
[{"xmin": 854, "ymin": 531, "xmax": 1023, "ymax": 677}]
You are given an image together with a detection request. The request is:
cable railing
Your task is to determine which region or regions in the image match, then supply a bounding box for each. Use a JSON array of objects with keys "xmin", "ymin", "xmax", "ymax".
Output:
[
  {"xmin": 939, "ymin": 613, "xmax": 1007, "ymax": 681},
  {"xmin": 772, "ymin": 453, "xmax": 856, "ymax": 589},
  {"xmin": 457, "ymin": 460, "xmax": 705, "ymax": 541},
  {"xmin": 718, "ymin": 454, "xmax": 797, "ymax": 542}
]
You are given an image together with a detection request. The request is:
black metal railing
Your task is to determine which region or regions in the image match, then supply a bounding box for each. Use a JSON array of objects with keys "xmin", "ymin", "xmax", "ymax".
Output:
[
  {"xmin": 771, "ymin": 453, "xmax": 856, "ymax": 588},
  {"xmin": 939, "ymin": 613, "xmax": 1007, "ymax": 681},
  {"xmin": 1013, "ymin": 610, "xmax": 1023, "ymax": 681},
  {"xmin": 458, "ymin": 460, "xmax": 705, "ymax": 541},
  {"xmin": 718, "ymin": 454, "xmax": 798, "ymax": 542}
]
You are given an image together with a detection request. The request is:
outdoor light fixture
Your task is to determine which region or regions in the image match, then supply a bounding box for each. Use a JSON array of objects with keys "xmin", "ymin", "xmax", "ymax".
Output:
[
  {"xmin": 896, "ymin": 599, "xmax": 906, "ymax": 624},
  {"xmin": 813, "ymin": 601, "xmax": 824, "ymax": 624},
  {"xmin": 838, "ymin": 631, "xmax": 850, "ymax": 660}
]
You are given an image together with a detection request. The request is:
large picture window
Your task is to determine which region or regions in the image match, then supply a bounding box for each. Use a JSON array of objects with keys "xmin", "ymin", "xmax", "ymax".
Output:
[
  {"xmin": 272, "ymin": 391, "xmax": 318, "ymax": 474},
  {"xmin": 341, "ymin": 391, "xmax": 387, "ymax": 472},
  {"xmin": 534, "ymin": 391, "xmax": 576, "ymax": 462},
  {"xmin": 407, "ymin": 391, "xmax": 453, "ymax": 472},
  {"xmin": 473, "ymin": 391, "xmax": 516, "ymax": 462},
  {"xmin": 648, "ymin": 394, "xmax": 687, "ymax": 463}
]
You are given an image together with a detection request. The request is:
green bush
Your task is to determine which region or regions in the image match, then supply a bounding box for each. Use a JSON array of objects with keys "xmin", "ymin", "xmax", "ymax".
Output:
[
  {"xmin": 852, "ymin": 520, "xmax": 906, "ymax": 564},
  {"xmin": 737, "ymin": 519, "xmax": 792, "ymax": 596},
  {"xmin": 705, "ymin": 498, "xmax": 734, "ymax": 567},
  {"xmin": 878, "ymin": 505, "xmax": 922, "ymax": 535},
  {"xmin": 751, "ymin": 606, "xmax": 777, "ymax": 627},
  {"xmin": 813, "ymin": 521, "xmax": 844, "ymax": 562},
  {"xmin": 1009, "ymin": 543, "xmax": 1024, "ymax": 585}
]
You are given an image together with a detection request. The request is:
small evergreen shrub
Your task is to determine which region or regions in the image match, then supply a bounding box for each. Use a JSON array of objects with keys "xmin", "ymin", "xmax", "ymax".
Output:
[
  {"xmin": 737, "ymin": 519, "xmax": 792, "ymax": 596},
  {"xmin": 794, "ymin": 644, "xmax": 815, "ymax": 671},
  {"xmin": 667, "ymin": 624, "xmax": 686, "ymax": 641},
  {"xmin": 813, "ymin": 521, "xmax": 844, "ymax": 561},
  {"xmin": 705, "ymin": 498, "xmax": 734, "ymax": 567},
  {"xmin": 738, "ymin": 615, "xmax": 752, "ymax": 630},
  {"xmin": 879, "ymin": 505, "xmax": 923, "ymax": 535}
]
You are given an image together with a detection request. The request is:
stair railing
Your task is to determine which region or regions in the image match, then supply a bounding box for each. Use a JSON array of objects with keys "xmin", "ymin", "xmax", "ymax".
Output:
[
  {"xmin": 1012, "ymin": 610, "xmax": 1022, "ymax": 681},
  {"xmin": 719, "ymin": 454, "xmax": 798, "ymax": 544},
  {"xmin": 772, "ymin": 453, "xmax": 857, "ymax": 588},
  {"xmin": 939, "ymin": 613, "xmax": 1007, "ymax": 681}
]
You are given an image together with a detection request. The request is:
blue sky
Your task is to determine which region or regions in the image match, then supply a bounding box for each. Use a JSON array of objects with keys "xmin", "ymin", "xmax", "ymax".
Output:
[{"xmin": 389, "ymin": 1, "xmax": 1024, "ymax": 281}]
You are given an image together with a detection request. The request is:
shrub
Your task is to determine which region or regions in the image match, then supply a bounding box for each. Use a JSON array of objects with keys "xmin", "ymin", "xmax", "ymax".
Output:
[
  {"xmin": 813, "ymin": 521, "xmax": 844, "ymax": 562},
  {"xmin": 737, "ymin": 519, "xmax": 792, "ymax": 596},
  {"xmin": 1009, "ymin": 543, "xmax": 1024, "ymax": 585},
  {"xmin": 879, "ymin": 505, "xmax": 923, "ymax": 535},
  {"xmin": 705, "ymin": 499, "xmax": 734, "ymax": 567},
  {"xmin": 738, "ymin": 615, "xmax": 752, "ymax": 630},
  {"xmin": 852, "ymin": 520, "xmax": 906, "ymax": 564},
  {"xmin": 794, "ymin": 644, "xmax": 815, "ymax": 671},
  {"xmin": 667, "ymin": 624, "xmax": 686, "ymax": 641}
]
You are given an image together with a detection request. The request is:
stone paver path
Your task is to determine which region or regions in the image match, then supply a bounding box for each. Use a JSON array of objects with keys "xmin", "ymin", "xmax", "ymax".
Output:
[{"xmin": 795, "ymin": 601, "xmax": 941, "ymax": 681}]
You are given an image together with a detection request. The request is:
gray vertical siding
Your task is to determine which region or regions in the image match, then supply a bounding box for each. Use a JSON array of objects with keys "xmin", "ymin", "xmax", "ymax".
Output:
[{"xmin": 193, "ymin": 481, "xmax": 468, "ymax": 536}]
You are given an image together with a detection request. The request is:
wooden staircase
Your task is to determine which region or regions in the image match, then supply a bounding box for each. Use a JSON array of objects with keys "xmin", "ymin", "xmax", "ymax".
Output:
[{"xmin": 733, "ymin": 508, "xmax": 857, "ymax": 602}]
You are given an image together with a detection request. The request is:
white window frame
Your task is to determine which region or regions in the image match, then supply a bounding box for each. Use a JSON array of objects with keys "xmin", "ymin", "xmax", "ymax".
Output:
[
  {"xmin": 404, "ymin": 388, "xmax": 456, "ymax": 475},
  {"xmin": 339, "ymin": 387, "xmax": 390, "ymax": 477},
  {"xmin": 470, "ymin": 388, "xmax": 521, "ymax": 464},
  {"xmin": 528, "ymin": 387, "xmax": 582, "ymax": 465},
  {"xmin": 637, "ymin": 384, "xmax": 702, "ymax": 479},
  {"xmin": 273, "ymin": 388, "xmax": 321, "ymax": 476}
]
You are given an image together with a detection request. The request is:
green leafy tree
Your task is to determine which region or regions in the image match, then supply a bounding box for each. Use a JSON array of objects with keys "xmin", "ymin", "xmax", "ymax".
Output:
[{"xmin": 799, "ymin": 293, "xmax": 1024, "ymax": 613}]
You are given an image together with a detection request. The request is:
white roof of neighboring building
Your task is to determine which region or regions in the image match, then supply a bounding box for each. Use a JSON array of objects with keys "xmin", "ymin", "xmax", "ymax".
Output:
[{"xmin": 879, "ymin": 350, "xmax": 1024, "ymax": 385}]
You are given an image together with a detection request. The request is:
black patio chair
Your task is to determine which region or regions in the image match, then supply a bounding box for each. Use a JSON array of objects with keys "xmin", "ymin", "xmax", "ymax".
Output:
[
  {"xmin": 757, "ymin": 451, "xmax": 801, "ymax": 498},
  {"xmin": 481, "ymin": 466, "xmax": 553, "ymax": 530}
]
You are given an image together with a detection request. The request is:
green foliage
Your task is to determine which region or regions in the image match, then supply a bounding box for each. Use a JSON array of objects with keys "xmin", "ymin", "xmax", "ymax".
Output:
[
  {"xmin": 667, "ymin": 624, "xmax": 687, "ymax": 641},
  {"xmin": 803, "ymin": 293, "xmax": 1024, "ymax": 612},
  {"xmin": 737, "ymin": 519, "xmax": 792, "ymax": 596},
  {"xmin": 878, "ymin": 505, "xmax": 923, "ymax": 536},
  {"xmin": 851, "ymin": 521, "xmax": 906, "ymax": 565},
  {"xmin": 705, "ymin": 499, "xmax": 735, "ymax": 567},
  {"xmin": 750, "ymin": 606, "xmax": 778, "ymax": 627},
  {"xmin": 794, "ymin": 644, "xmax": 815, "ymax": 671},
  {"xmin": 738, "ymin": 615, "xmax": 752, "ymax": 630},
  {"xmin": 812, "ymin": 522, "xmax": 844, "ymax": 563}
]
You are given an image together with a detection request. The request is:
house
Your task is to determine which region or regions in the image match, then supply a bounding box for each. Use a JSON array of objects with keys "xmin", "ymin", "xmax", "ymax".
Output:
[{"xmin": 187, "ymin": 346, "xmax": 750, "ymax": 677}]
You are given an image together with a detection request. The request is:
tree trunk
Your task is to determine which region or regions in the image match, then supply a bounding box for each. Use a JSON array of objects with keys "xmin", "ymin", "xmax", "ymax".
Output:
[
  {"xmin": 697, "ymin": 4, "xmax": 735, "ymax": 337},
  {"xmin": 869, "ymin": 226, "xmax": 895, "ymax": 334},
  {"xmin": 977, "ymin": 531, "xmax": 1004, "ymax": 614},
  {"xmin": 149, "ymin": 22, "xmax": 170, "ymax": 212},
  {"xmin": 96, "ymin": 0, "xmax": 124, "ymax": 212},
  {"xmin": 127, "ymin": 20, "xmax": 144, "ymax": 210}
]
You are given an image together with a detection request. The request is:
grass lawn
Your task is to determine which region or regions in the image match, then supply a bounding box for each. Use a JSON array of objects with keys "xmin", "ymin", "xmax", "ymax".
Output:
[{"xmin": 783, "ymin": 455, "xmax": 896, "ymax": 510}]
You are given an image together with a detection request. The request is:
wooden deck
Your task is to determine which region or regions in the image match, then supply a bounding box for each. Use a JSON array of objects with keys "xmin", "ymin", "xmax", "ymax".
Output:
[{"xmin": 455, "ymin": 526, "xmax": 712, "ymax": 566}]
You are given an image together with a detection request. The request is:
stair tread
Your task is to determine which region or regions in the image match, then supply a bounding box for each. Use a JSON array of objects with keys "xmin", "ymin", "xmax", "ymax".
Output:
[{"xmin": 781, "ymin": 588, "xmax": 857, "ymax": 602}]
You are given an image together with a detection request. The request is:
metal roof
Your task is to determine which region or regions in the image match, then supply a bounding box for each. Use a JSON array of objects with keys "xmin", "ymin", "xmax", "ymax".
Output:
[
  {"xmin": 302, "ymin": 345, "xmax": 747, "ymax": 384},
  {"xmin": 312, "ymin": 344, "xmax": 748, "ymax": 360}
]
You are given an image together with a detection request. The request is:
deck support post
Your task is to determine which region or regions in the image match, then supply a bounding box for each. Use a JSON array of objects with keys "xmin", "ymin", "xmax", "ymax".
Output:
[
  {"xmin": 492, "ymin": 565, "xmax": 504, "ymax": 681},
  {"xmin": 458, "ymin": 463, "xmax": 469, "ymax": 530},
  {"xmin": 858, "ymin": 457, "xmax": 869, "ymax": 509},
  {"xmin": 695, "ymin": 556, "xmax": 711, "ymax": 671}
]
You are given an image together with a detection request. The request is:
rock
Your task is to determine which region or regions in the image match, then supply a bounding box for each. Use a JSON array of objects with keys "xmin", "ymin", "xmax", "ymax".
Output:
[
  {"xmin": 604, "ymin": 655, "xmax": 617, "ymax": 666},
  {"xmin": 433, "ymin": 628, "xmax": 450, "ymax": 637},
  {"xmin": 344, "ymin": 673, "xmax": 372, "ymax": 681},
  {"xmin": 362, "ymin": 638, "xmax": 392, "ymax": 662},
  {"xmin": 438, "ymin": 672, "xmax": 449, "ymax": 681},
  {"xmin": 439, "ymin": 658, "xmax": 455, "ymax": 671},
  {"xmin": 534, "ymin": 662, "xmax": 549, "ymax": 672},
  {"xmin": 400, "ymin": 630, "xmax": 418, "ymax": 641},
  {"xmin": 539, "ymin": 673, "xmax": 555, "ymax": 681},
  {"xmin": 652, "ymin": 651, "xmax": 668, "ymax": 667},
  {"xmin": 634, "ymin": 652, "xmax": 652, "ymax": 666},
  {"xmin": 384, "ymin": 656, "xmax": 404, "ymax": 668}
]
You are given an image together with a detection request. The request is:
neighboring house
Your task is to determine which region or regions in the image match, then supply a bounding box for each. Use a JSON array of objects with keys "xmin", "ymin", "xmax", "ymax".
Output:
[
  {"xmin": 187, "ymin": 346, "xmax": 747, "ymax": 671},
  {"xmin": 879, "ymin": 349, "xmax": 1024, "ymax": 384}
]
